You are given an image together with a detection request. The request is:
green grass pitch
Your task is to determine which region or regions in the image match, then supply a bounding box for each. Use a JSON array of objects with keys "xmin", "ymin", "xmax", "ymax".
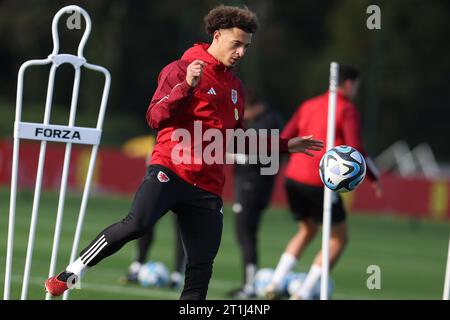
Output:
[{"xmin": 0, "ymin": 188, "xmax": 448, "ymax": 300}]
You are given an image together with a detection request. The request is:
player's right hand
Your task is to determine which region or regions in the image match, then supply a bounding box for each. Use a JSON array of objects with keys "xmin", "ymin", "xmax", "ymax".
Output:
[
  {"xmin": 186, "ymin": 60, "xmax": 206, "ymax": 88},
  {"xmin": 287, "ymin": 135, "xmax": 324, "ymax": 156}
]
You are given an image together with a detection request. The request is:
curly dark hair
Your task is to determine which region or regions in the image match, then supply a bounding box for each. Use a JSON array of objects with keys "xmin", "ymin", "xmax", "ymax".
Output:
[
  {"xmin": 338, "ymin": 65, "xmax": 360, "ymax": 85},
  {"xmin": 204, "ymin": 5, "xmax": 259, "ymax": 35}
]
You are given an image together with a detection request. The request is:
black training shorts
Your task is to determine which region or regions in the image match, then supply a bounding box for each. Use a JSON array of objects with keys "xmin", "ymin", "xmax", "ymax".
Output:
[{"xmin": 284, "ymin": 178, "xmax": 346, "ymax": 224}]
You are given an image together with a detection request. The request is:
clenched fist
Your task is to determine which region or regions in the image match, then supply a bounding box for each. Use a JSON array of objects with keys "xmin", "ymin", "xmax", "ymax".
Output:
[{"xmin": 186, "ymin": 60, "xmax": 206, "ymax": 88}]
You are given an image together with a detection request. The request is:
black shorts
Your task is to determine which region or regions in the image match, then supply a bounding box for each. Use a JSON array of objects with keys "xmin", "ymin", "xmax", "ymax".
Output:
[{"xmin": 284, "ymin": 178, "xmax": 346, "ymax": 224}]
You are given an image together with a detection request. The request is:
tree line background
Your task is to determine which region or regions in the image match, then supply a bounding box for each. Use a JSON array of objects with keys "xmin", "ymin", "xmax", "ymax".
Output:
[{"xmin": 0, "ymin": 0, "xmax": 448, "ymax": 161}]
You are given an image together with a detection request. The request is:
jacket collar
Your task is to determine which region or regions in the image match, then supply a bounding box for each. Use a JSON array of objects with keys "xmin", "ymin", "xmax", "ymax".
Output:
[{"xmin": 181, "ymin": 43, "xmax": 229, "ymax": 72}]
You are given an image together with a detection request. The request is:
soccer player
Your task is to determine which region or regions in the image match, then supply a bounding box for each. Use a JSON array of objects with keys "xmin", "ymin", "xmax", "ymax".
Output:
[
  {"xmin": 265, "ymin": 65, "xmax": 382, "ymax": 300},
  {"xmin": 44, "ymin": 5, "xmax": 323, "ymax": 300},
  {"xmin": 228, "ymin": 90, "xmax": 283, "ymax": 299}
]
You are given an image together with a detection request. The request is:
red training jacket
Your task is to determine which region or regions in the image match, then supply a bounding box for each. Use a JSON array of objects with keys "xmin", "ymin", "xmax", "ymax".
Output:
[
  {"xmin": 281, "ymin": 91, "xmax": 378, "ymax": 187},
  {"xmin": 146, "ymin": 43, "xmax": 288, "ymax": 196}
]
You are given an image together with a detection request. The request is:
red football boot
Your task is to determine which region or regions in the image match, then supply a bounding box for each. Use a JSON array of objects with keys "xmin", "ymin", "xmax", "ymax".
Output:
[{"xmin": 45, "ymin": 271, "xmax": 77, "ymax": 297}]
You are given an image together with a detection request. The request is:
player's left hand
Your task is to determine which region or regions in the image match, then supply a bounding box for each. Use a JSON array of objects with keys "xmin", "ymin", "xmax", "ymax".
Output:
[{"xmin": 287, "ymin": 135, "xmax": 324, "ymax": 156}]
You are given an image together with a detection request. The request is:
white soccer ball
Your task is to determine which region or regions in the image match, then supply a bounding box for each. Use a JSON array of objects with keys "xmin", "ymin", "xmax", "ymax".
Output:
[
  {"xmin": 137, "ymin": 261, "xmax": 170, "ymax": 287},
  {"xmin": 254, "ymin": 268, "xmax": 274, "ymax": 298},
  {"xmin": 287, "ymin": 272, "xmax": 334, "ymax": 300},
  {"xmin": 286, "ymin": 272, "xmax": 307, "ymax": 296},
  {"xmin": 319, "ymin": 145, "xmax": 366, "ymax": 193}
]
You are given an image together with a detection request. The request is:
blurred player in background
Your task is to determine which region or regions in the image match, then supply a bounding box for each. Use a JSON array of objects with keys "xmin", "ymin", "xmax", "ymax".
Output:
[
  {"xmin": 228, "ymin": 90, "xmax": 283, "ymax": 299},
  {"xmin": 265, "ymin": 65, "xmax": 382, "ymax": 300}
]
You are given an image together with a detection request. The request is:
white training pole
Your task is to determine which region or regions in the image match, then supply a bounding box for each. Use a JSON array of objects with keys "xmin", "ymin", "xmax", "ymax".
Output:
[
  {"xmin": 4, "ymin": 5, "xmax": 110, "ymax": 300},
  {"xmin": 443, "ymin": 235, "xmax": 450, "ymax": 300},
  {"xmin": 63, "ymin": 64, "xmax": 110, "ymax": 300},
  {"xmin": 21, "ymin": 64, "xmax": 57, "ymax": 300},
  {"xmin": 45, "ymin": 68, "xmax": 81, "ymax": 300},
  {"xmin": 320, "ymin": 62, "xmax": 339, "ymax": 300},
  {"xmin": 4, "ymin": 57, "xmax": 52, "ymax": 300},
  {"xmin": 4, "ymin": 60, "xmax": 26, "ymax": 300}
]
